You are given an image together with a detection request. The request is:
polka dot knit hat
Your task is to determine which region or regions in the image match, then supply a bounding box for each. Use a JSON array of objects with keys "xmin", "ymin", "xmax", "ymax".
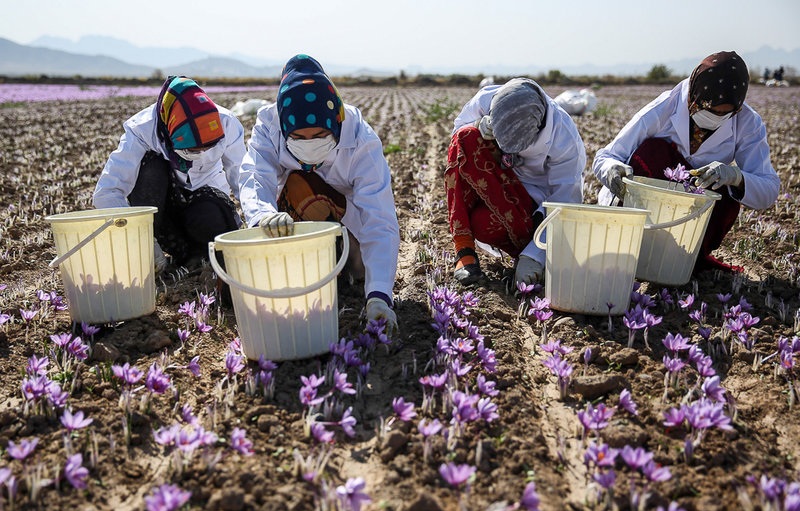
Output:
[{"xmin": 277, "ymin": 54, "xmax": 345, "ymax": 141}]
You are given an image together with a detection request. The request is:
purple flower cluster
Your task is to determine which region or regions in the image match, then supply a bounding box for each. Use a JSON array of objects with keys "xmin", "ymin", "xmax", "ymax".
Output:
[
  {"xmin": 541, "ymin": 339, "xmax": 574, "ymax": 400},
  {"xmin": 747, "ymin": 474, "xmax": 800, "ymax": 511},
  {"xmin": 299, "ymin": 366, "xmax": 360, "ymax": 443},
  {"xmin": 144, "ymin": 483, "xmax": 192, "ymax": 511},
  {"xmin": 21, "ymin": 354, "xmax": 69, "ymax": 414},
  {"xmin": 176, "ymin": 293, "xmax": 216, "ymax": 344},
  {"xmin": 624, "ymin": 289, "xmax": 663, "ymax": 350},
  {"xmin": 664, "ymin": 163, "xmax": 705, "ymax": 195}
]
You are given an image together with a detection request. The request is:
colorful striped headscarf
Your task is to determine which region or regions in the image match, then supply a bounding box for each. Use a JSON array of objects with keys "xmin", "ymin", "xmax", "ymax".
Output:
[
  {"xmin": 276, "ymin": 55, "xmax": 345, "ymax": 142},
  {"xmin": 689, "ymin": 51, "xmax": 749, "ymax": 111},
  {"xmin": 156, "ymin": 76, "xmax": 224, "ymax": 171}
]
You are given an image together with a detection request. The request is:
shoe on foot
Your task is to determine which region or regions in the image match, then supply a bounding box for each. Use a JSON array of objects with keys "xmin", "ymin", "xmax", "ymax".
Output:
[
  {"xmin": 694, "ymin": 254, "xmax": 744, "ymax": 274},
  {"xmin": 454, "ymin": 247, "xmax": 483, "ymax": 285}
]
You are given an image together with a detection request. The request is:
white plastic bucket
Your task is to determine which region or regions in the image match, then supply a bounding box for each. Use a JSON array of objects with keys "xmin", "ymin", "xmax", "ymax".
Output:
[
  {"xmin": 209, "ymin": 221, "xmax": 348, "ymax": 361},
  {"xmin": 534, "ymin": 202, "xmax": 648, "ymax": 315},
  {"xmin": 45, "ymin": 206, "xmax": 157, "ymax": 324},
  {"xmin": 622, "ymin": 176, "xmax": 721, "ymax": 286}
]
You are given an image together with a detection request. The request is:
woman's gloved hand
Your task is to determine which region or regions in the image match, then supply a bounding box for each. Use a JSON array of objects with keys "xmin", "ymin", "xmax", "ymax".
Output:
[
  {"xmin": 366, "ymin": 297, "xmax": 398, "ymax": 337},
  {"xmin": 693, "ymin": 162, "xmax": 743, "ymax": 190},
  {"xmin": 259, "ymin": 212, "xmax": 295, "ymax": 237},
  {"xmin": 476, "ymin": 115, "xmax": 494, "ymax": 140},
  {"xmin": 515, "ymin": 255, "xmax": 544, "ymax": 286},
  {"xmin": 154, "ymin": 241, "xmax": 168, "ymax": 273},
  {"xmin": 607, "ymin": 162, "xmax": 634, "ymax": 197}
]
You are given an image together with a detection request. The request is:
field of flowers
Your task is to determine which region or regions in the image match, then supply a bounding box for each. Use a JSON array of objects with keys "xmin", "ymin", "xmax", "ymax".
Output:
[{"xmin": 0, "ymin": 83, "xmax": 799, "ymax": 511}]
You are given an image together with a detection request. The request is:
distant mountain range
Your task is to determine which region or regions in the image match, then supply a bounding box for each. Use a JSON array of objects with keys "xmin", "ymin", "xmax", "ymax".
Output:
[{"xmin": 1, "ymin": 35, "xmax": 798, "ymax": 79}]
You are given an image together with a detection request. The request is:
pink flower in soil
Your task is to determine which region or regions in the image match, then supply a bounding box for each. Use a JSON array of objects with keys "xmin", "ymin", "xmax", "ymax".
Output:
[
  {"xmin": 60, "ymin": 409, "xmax": 93, "ymax": 432},
  {"xmin": 392, "ymin": 397, "xmax": 417, "ymax": 422},
  {"xmin": 438, "ymin": 462, "xmax": 476, "ymax": 488},
  {"xmin": 19, "ymin": 308, "xmax": 38, "ymax": 323},
  {"xmin": 336, "ymin": 477, "xmax": 371, "ymax": 511},
  {"xmin": 64, "ymin": 453, "xmax": 89, "ymax": 489},
  {"xmin": 7, "ymin": 437, "xmax": 39, "ymax": 460},
  {"xmin": 230, "ymin": 427, "xmax": 254, "ymax": 456},
  {"xmin": 144, "ymin": 484, "xmax": 191, "ymax": 511}
]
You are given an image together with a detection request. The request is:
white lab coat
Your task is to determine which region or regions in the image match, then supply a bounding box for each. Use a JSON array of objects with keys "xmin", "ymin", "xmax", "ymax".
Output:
[
  {"xmin": 239, "ymin": 103, "xmax": 400, "ymax": 300},
  {"xmin": 593, "ymin": 79, "xmax": 779, "ymax": 208},
  {"xmin": 452, "ymin": 84, "xmax": 586, "ymax": 265},
  {"xmin": 93, "ymin": 104, "xmax": 245, "ymax": 209}
]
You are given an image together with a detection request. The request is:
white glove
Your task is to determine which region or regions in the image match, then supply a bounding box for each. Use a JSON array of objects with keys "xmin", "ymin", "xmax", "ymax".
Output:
[
  {"xmin": 693, "ymin": 161, "xmax": 743, "ymax": 190},
  {"xmin": 259, "ymin": 212, "xmax": 294, "ymax": 237},
  {"xmin": 366, "ymin": 297, "xmax": 398, "ymax": 337},
  {"xmin": 476, "ymin": 115, "xmax": 494, "ymax": 140},
  {"xmin": 515, "ymin": 255, "xmax": 544, "ymax": 286},
  {"xmin": 607, "ymin": 162, "xmax": 634, "ymax": 198},
  {"xmin": 154, "ymin": 241, "xmax": 168, "ymax": 273}
]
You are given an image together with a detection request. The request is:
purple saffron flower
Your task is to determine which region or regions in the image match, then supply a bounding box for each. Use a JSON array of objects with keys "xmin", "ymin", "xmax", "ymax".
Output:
[
  {"xmin": 619, "ymin": 388, "xmax": 639, "ymax": 416},
  {"xmin": 584, "ymin": 441, "xmax": 618, "ymax": 468},
  {"xmin": 224, "ymin": 352, "xmax": 245, "ymax": 377},
  {"xmin": 66, "ymin": 337, "xmax": 89, "ymax": 360},
  {"xmin": 716, "ymin": 293, "xmax": 732, "ymax": 304},
  {"xmin": 299, "ymin": 384, "xmax": 325, "ymax": 407},
  {"xmin": 339, "ymin": 407, "xmax": 357, "ymax": 438},
  {"xmin": 516, "ymin": 281, "xmax": 537, "ymax": 296},
  {"xmin": 230, "ymin": 427, "xmax": 254, "ymax": 456},
  {"xmin": 664, "ymin": 163, "xmax": 689, "ymax": 182},
  {"xmin": 300, "ymin": 374, "xmax": 325, "ymax": 389},
  {"xmin": 0, "ymin": 313, "xmax": 10, "ymax": 326},
  {"xmin": 26, "ymin": 355, "xmax": 49, "ymax": 377},
  {"xmin": 198, "ymin": 292, "xmax": 215, "ymax": 308},
  {"xmin": 392, "ymin": 397, "xmax": 417, "ymax": 422},
  {"xmin": 80, "ymin": 322, "xmax": 101, "ymax": 337},
  {"xmin": 476, "ymin": 374, "xmax": 499, "ymax": 397},
  {"xmin": 176, "ymin": 328, "xmax": 190, "ymax": 343},
  {"xmin": 642, "ymin": 460, "xmax": 672, "ymax": 482},
  {"xmin": 336, "ymin": 477, "xmax": 372, "ymax": 511},
  {"xmin": 593, "ymin": 470, "xmax": 617, "ymax": 490},
  {"xmin": 195, "ymin": 320, "xmax": 213, "ymax": 333},
  {"xmin": 177, "ymin": 301, "xmax": 196, "ymax": 317},
  {"xmin": 153, "ymin": 424, "xmax": 180, "ymax": 446},
  {"xmin": 419, "ymin": 372, "xmax": 447, "ymax": 389},
  {"xmin": 145, "ymin": 484, "xmax": 192, "ymax": 511},
  {"xmin": 620, "ymin": 445, "xmax": 653, "ymax": 470},
  {"xmin": 678, "ymin": 294, "xmax": 695, "ymax": 310},
  {"xmin": 63, "ymin": 453, "xmax": 89, "ymax": 489},
  {"xmin": 520, "ymin": 482, "xmax": 541, "ymax": 510},
  {"xmin": 186, "ymin": 356, "xmax": 201, "ymax": 377},
  {"xmin": 438, "ymin": 462, "xmax": 476, "ymax": 488},
  {"xmin": 180, "ymin": 404, "xmax": 198, "ymax": 425},
  {"xmin": 663, "ymin": 407, "xmax": 686, "ymax": 428},
  {"xmin": 701, "ymin": 376, "xmax": 727, "ymax": 402},
  {"xmin": 333, "ymin": 370, "xmax": 356, "ymax": 395},
  {"xmin": 257, "ymin": 355, "xmax": 277, "ymax": 372},
  {"xmin": 60, "ymin": 409, "xmax": 93, "ymax": 432},
  {"xmin": 50, "ymin": 333, "xmax": 72, "ymax": 348},
  {"xmin": 47, "ymin": 383, "xmax": 69, "ymax": 409},
  {"xmin": 19, "ymin": 308, "xmax": 38, "ymax": 323},
  {"xmin": 583, "ymin": 347, "xmax": 593, "ymax": 365},
  {"xmin": 145, "ymin": 364, "xmax": 171, "ymax": 394},
  {"xmin": 112, "ymin": 363, "xmax": 143, "ymax": 385},
  {"xmin": 310, "ymin": 422, "xmax": 334, "ymax": 444},
  {"xmin": 663, "ymin": 355, "xmax": 686, "ymax": 374},
  {"xmin": 662, "ymin": 332, "xmax": 691, "ymax": 353},
  {"xmin": 578, "ymin": 403, "xmax": 615, "ymax": 433},
  {"xmin": 21, "ymin": 375, "xmax": 49, "ymax": 401},
  {"xmin": 449, "ymin": 358, "xmax": 473, "ymax": 378},
  {"xmin": 477, "ymin": 397, "xmax": 499, "ymax": 422},
  {"xmin": 7, "ymin": 437, "xmax": 38, "ymax": 460},
  {"xmin": 418, "ymin": 418, "xmax": 443, "ymax": 437},
  {"xmin": 476, "ymin": 342, "xmax": 497, "ymax": 373}
]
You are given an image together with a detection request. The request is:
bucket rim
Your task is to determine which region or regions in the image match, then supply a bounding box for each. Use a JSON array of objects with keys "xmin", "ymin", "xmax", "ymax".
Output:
[
  {"xmin": 213, "ymin": 221, "xmax": 342, "ymax": 247},
  {"xmin": 542, "ymin": 201, "xmax": 650, "ymax": 216},
  {"xmin": 45, "ymin": 206, "xmax": 158, "ymax": 223},
  {"xmin": 623, "ymin": 176, "xmax": 722, "ymax": 201}
]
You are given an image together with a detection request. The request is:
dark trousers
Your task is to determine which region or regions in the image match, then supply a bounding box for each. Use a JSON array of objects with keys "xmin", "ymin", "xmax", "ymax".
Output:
[{"xmin": 127, "ymin": 151, "xmax": 240, "ymax": 264}]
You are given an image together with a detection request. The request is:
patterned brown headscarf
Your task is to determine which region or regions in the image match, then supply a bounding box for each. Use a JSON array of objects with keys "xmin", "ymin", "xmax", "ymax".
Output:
[{"xmin": 688, "ymin": 51, "xmax": 749, "ymax": 111}]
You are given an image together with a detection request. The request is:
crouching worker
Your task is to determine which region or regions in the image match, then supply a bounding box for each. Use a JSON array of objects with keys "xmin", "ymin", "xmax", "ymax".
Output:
[
  {"xmin": 593, "ymin": 51, "xmax": 779, "ymax": 273},
  {"xmin": 93, "ymin": 76, "xmax": 245, "ymax": 272},
  {"xmin": 446, "ymin": 78, "xmax": 586, "ymax": 287},
  {"xmin": 238, "ymin": 54, "xmax": 400, "ymax": 336}
]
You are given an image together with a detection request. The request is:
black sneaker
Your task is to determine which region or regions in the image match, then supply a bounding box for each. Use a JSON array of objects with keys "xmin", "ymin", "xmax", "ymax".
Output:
[{"xmin": 454, "ymin": 247, "xmax": 483, "ymax": 285}]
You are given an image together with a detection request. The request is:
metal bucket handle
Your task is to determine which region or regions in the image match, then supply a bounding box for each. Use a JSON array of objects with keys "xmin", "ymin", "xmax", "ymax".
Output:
[
  {"xmin": 49, "ymin": 217, "xmax": 128, "ymax": 268},
  {"xmin": 208, "ymin": 227, "xmax": 349, "ymax": 299},
  {"xmin": 533, "ymin": 207, "xmax": 562, "ymax": 250}
]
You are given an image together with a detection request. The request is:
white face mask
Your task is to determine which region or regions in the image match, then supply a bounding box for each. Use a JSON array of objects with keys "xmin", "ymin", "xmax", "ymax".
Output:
[
  {"xmin": 175, "ymin": 149, "xmax": 208, "ymax": 161},
  {"xmin": 286, "ymin": 135, "xmax": 337, "ymax": 165},
  {"xmin": 691, "ymin": 110, "xmax": 733, "ymax": 131}
]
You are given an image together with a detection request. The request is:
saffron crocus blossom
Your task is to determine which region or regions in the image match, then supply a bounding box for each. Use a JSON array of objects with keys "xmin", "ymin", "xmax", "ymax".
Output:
[
  {"xmin": 419, "ymin": 418, "xmax": 443, "ymax": 437},
  {"xmin": 392, "ymin": 397, "xmax": 417, "ymax": 422},
  {"xmin": 519, "ymin": 482, "xmax": 541, "ymax": 510},
  {"xmin": 63, "ymin": 453, "xmax": 89, "ymax": 489},
  {"xmin": 578, "ymin": 403, "xmax": 615, "ymax": 435},
  {"xmin": 663, "ymin": 406, "xmax": 686, "ymax": 428},
  {"xmin": 80, "ymin": 322, "xmax": 101, "ymax": 338},
  {"xmin": 26, "ymin": 355, "xmax": 49, "ymax": 377},
  {"xmin": 7, "ymin": 437, "xmax": 38, "ymax": 460},
  {"xmin": 186, "ymin": 356, "xmax": 201, "ymax": 377},
  {"xmin": 112, "ymin": 362, "xmax": 143, "ymax": 385},
  {"xmin": 620, "ymin": 445, "xmax": 654, "ymax": 470},
  {"xmin": 663, "ymin": 332, "xmax": 691, "ymax": 354},
  {"xmin": 701, "ymin": 376, "xmax": 727, "ymax": 402},
  {"xmin": 145, "ymin": 364, "xmax": 171, "ymax": 394},
  {"xmin": 230, "ymin": 427, "xmax": 254, "ymax": 456},
  {"xmin": 642, "ymin": 460, "xmax": 672, "ymax": 482},
  {"xmin": 60, "ymin": 409, "xmax": 93, "ymax": 432},
  {"xmin": 678, "ymin": 294, "xmax": 695, "ymax": 310},
  {"xmin": 584, "ymin": 441, "xmax": 618, "ymax": 468},
  {"xmin": 177, "ymin": 301, "xmax": 196, "ymax": 317},
  {"xmin": 664, "ymin": 163, "xmax": 689, "ymax": 182},
  {"xmin": 593, "ymin": 470, "xmax": 617, "ymax": 490},
  {"xmin": 310, "ymin": 423, "xmax": 334, "ymax": 444},
  {"xmin": 477, "ymin": 397, "xmax": 499, "ymax": 422},
  {"xmin": 67, "ymin": 337, "xmax": 90, "ymax": 361},
  {"xmin": 176, "ymin": 328, "xmax": 190, "ymax": 344},
  {"xmin": 145, "ymin": 484, "xmax": 192, "ymax": 511},
  {"xmin": 0, "ymin": 313, "xmax": 10, "ymax": 326},
  {"xmin": 623, "ymin": 306, "xmax": 646, "ymax": 348},
  {"xmin": 336, "ymin": 477, "xmax": 372, "ymax": 511},
  {"xmin": 224, "ymin": 352, "xmax": 245, "ymax": 378},
  {"xmin": 476, "ymin": 374, "xmax": 499, "ymax": 397},
  {"xmin": 619, "ymin": 388, "xmax": 639, "ymax": 416},
  {"xmin": 339, "ymin": 407, "xmax": 357, "ymax": 438},
  {"xmin": 641, "ymin": 309, "xmax": 663, "ymax": 348},
  {"xmin": 439, "ymin": 462, "xmax": 476, "ymax": 488},
  {"xmin": 333, "ymin": 370, "xmax": 356, "ymax": 395},
  {"xmin": 19, "ymin": 308, "xmax": 38, "ymax": 323}
]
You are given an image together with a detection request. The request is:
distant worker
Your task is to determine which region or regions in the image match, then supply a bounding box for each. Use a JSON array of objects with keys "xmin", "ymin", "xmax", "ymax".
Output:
[
  {"xmin": 763, "ymin": 68, "xmax": 771, "ymax": 82},
  {"xmin": 238, "ymin": 54, "xmax": 400, "ymax": 335},
  {"xmin": 446, "ymin": 78, "xmax": 586, "ymax": 286},
  {"xmin": 93, "ymin": 76, "xmax": 245, "ymax": 272},
  {"xmin": 594, "ymin": 51, "xmax": 779, "ymax": 273},
  {"xmin": 773, "ymin": 66, "xmax": 785, "ymax": 82}
]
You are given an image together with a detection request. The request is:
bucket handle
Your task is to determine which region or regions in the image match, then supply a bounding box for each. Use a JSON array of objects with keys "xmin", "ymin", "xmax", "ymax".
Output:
[
  {"xmin": 533, "ymin": 208, "xmax": 562, "ymax": 250},
  {"xmin": 644, "ymin": 198, "xmax": 715, "ymax": 230},
  {"xmin": 48, "ymin": 217, "xmax": 127, "ymax": 268},
  {"xmin": 208, "ymin": 227, "xmax": 349, "ymax": 299}
]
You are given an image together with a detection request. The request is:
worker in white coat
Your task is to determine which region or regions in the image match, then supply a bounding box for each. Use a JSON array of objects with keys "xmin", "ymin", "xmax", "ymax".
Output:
[
  {"xmin": 446, "ymin": 78, "xmax": 586, "ymax": 286},
  {"xmin": 238, "ymin": 54, "xmax": 400, "ymax": 335},
  {"xmin": 594, "ymin": 51, "xmax": 779, "ymax": 273},
  {"xmin": 93, "ymin": 76, "xmax": 245, "ymax": 271}
]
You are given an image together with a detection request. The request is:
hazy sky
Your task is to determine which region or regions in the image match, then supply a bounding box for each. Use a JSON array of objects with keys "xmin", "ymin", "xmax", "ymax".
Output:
[{"xmin": 1, "ymin": 0, "xmax": 798, "ymax": 71}]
